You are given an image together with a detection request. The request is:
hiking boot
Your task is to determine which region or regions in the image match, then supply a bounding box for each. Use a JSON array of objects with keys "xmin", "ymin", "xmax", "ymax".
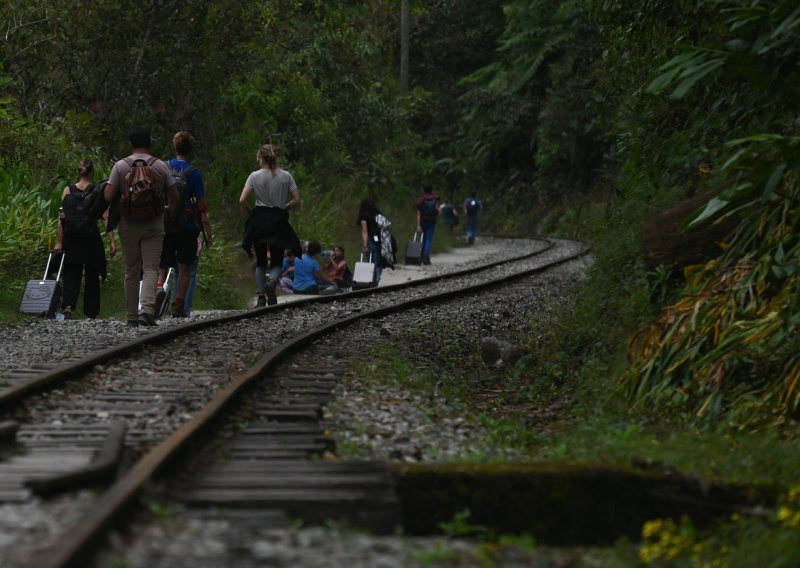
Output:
[
  {"xmin": 138, "ymin": 312, "xmax": 157, "ymax": 326},
  {"xmin": 171, "ymin": 302, "xmax": 187, "ymax": 318},
  {"xmin": 422, "ymin": 256, "xmax": 431, "ymax": 265},
  {"xmin": 126, "ymin": 320, "xmax": 139, "ymax": 327},
  {"xmin": 265, "ymin": 281, "xmax": 278, "ymax": 306},
  {"xmin": 62, "ymin": 306, "xmax": 72, "ymax": 320},
  {"xmin": 256, "ymin": 295, "xmax": 267, "ymax": 308}
]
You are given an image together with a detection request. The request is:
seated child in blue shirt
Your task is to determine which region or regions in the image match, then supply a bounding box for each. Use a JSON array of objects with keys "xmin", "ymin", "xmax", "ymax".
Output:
[{"xmin": 293, "ymin": 240, "xmax": 339, "ymax": 295}]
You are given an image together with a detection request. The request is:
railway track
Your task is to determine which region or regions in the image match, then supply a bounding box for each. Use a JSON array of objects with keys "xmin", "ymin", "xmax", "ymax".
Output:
[{"xmin": 0, "ymin": 237, "xmax": 589, "ymax": 567}]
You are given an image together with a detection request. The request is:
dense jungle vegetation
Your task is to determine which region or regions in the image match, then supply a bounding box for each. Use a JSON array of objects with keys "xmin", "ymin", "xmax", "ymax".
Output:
[{"xmin": 2, "ymin": 0, "xmax": 799, "ymax": 563}]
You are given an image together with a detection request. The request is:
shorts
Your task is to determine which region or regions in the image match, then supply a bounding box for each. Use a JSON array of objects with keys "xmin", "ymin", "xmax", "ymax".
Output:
[{"xmin": 160, "ymin": 231, "xmax": 198, "ymax": 268}]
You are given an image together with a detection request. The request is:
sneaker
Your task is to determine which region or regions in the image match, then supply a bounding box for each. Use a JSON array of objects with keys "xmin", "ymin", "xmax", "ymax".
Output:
[
  {"xmin": 265, "ymin": 281, "xmax": 278, "ymax": 306},
  {"xmin": 171, "ymin": 302, "xmax": 187, "ymax": 318},
  {"xmin": 126, "ymin": 319, "xmax": 140, "ymax": 327},
  {"xmin": 256, "ymin": 295, "xmax": 267, "ymax": 308},
  {"xmin": 62, "ymin": 306, "xmax": 72, "ymax": 320},
  {"xmin": 138, "ymin": 312, "xmax": 157, "ymax": 326}
]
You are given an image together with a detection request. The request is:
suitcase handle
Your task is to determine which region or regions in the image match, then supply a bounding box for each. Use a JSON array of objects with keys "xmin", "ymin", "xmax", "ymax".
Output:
[
  {"xmin": 412, "ymin": 232, "xmax": 421, "ymax": 242},
  {"xmin": 44, "ymin": 252, "xmax": 66, "ymax": 281},
  {"xmin": 359, "ymin": 252, "xmax": 374, "ymax": 263}
]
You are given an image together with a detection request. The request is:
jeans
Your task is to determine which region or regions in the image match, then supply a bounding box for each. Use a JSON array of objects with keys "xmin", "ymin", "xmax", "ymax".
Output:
[
  {"xmin": 172, "ymin": 257, "xmax": 198, "ymax": 315},
  {"xmin": 367, "ymin": 241, "xmax": 382, "ymax": 283},
  {"xmin": 420, "ymin": 221, "xmax": 436, "ymax": 258},
  {"xmin": 466, "ymin": 216, "xmax": 479, "ymax": 239},
  {"xmin": 254, "ymin": 243, "xmax": 283, "ymax": 293}
]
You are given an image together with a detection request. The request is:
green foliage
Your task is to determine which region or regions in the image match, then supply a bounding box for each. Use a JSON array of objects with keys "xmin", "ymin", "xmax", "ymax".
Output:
[
  {"xmin": 452, "ymin": 0, "xmax": 609, "ymax": 217},
  {"xmin": 638, "ymin": 491, "xmax": 800, "ymax": 566},
  {"xmin": 624, "ymin": 0, "xmax": 800, "ymax": 425},
  {"xmin": 438, "ymin": 509, "xmax": 489, "ymax": 539}
]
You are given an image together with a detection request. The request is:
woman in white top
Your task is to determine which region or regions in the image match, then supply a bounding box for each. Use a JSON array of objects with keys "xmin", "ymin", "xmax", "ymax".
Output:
[{"xmin": 239, "ymin": 144, "xmax": 302, "ymax": 307}]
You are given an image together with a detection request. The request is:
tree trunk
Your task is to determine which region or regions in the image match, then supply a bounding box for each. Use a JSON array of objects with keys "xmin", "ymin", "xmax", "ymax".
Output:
[
  {"xmin": 641, "ymin": 189, "xmax": 739, "ymax": 271},
  {"xmin": 400, "ymin": 0, "xmax": 409, "ymax": 95}
]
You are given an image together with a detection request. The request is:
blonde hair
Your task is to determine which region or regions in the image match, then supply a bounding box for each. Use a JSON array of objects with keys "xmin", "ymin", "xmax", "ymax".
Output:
[
  {"xmin": 258, "ymin": 144, "xmax": 278, "ymax": 174},
  {"xmin": 77, "ymin": 159, "xmax": 94, "ymax": 179}
]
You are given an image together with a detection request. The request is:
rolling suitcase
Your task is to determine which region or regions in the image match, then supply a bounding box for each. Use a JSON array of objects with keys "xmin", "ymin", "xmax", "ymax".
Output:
[
  {"xmin": 20, "ymin": 252, "xmax": 65, "ymax": 318},
  {"xmin": 405, "ymin": 232, "xmax": 422, "ymax": 265},
  {"xmin": 351, "ymin": 253, "xmax": 376, "ymax": 289}
]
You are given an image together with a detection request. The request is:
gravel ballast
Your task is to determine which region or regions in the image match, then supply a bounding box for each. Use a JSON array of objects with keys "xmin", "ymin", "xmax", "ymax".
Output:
[{"xmin": 2, "ymin": 238, "xmax": 596, "ymax": 567}]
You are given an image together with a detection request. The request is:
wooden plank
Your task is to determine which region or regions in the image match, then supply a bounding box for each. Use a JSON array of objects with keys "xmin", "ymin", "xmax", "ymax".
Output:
[
  {"xmin": 228, "ymin": 437, "xmax": 333, "ymax": 448},
  {"xmin": 189, "ymin": 474, "xmax": 395, "ymax": 488},
  {"xmin": 183, "ymin": 488, "xmax": 398, "ymax": 503},
  {"xmin": 0, "ymin": 489, "xmax": 33, "ymax": 501},
  {"xmin": 201, "ymin": 461, "xmax": 389, "ymax": 474},
  {"xmin": 27, "ymin": 421, "xmax": 127, "ymax": 496}
]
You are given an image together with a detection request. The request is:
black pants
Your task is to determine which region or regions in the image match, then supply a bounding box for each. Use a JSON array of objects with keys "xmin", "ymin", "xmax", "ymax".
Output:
[{"xmin": 61, "ymin": 262, "xmax": 101, "ymax": 318}]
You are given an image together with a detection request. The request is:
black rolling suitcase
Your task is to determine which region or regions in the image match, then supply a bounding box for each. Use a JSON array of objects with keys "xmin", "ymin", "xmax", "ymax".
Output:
[
  {"xmin": 20, "ymin": 252, "xmax": 65, "ymax": 318},
  {"xmin": 405, "ymin": 232, "xmax": 422, "ymax": 265}
]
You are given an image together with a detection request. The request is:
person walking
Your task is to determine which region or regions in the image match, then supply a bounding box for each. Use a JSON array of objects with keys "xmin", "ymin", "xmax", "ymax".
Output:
[
  {"xmin": 415, "ymin": 185, "xmax": 440, "ymax": 265},
  {"xmin": 463, "ymin": 192, "xmax": 483, "ymax": 245},
  {"xmin": 440, "ymin": 199, "xmax": 459, "ymax": 233},
  {"xmin": 53, "ymin": 159, "xmax": 116, "ymax": 319},
  {"xmin": 239, "ymin": 144, "xmax": 303, "ymax": 307},
  {"xmin": 157, "ymin": 131, "xmax": 213, "ymax": 317},
  {"xmin": 357, "ymin": 198, "xmax": 393, "ymax": 284},
  {"xmin": 103, "ymin": 127, "xmax": 179, "ymax": 326}
]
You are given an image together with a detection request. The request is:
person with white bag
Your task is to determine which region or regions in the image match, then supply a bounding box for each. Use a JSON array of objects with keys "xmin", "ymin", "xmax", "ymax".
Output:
[{"xmin": 356, "ymin": 198, "xmax": 395, "ymax": 285}]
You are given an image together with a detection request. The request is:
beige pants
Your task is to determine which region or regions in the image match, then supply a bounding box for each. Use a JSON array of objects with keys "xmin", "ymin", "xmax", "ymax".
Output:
[{"xmin": 119, "ymin": 216, "xmax": 164, "ymax": 321}]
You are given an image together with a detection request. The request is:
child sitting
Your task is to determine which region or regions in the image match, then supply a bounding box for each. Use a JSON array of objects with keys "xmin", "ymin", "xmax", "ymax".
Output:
[
  {"xmin": 277, "ymin": 248, "xmax": 295, "ymax": 293},
  {"xmin": 293, "ymin": 240, "xmax": 339, "ymax": 295}
]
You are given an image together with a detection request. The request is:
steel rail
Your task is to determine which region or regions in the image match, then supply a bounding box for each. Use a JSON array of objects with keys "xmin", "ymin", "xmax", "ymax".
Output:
[
  {"xmin": 34, "ymin": 239, "xmax": 589, "ymax": 568},
  {"xmin": 0, "ymin": 238, "xmax": 555, "ymax": 411}
]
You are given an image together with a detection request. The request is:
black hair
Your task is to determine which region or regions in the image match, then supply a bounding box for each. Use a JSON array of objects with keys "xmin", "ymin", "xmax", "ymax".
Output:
[
  {"xmin": 356, "ymin": 198, "xmax": 380, "ymax": 227},
  {"xmin": 129, "ymin": 127, "xmax": 151, "ymax": 148},
  {"xmin": 306, "ymin": 240, "xmax": 322, "ymax": 256}
]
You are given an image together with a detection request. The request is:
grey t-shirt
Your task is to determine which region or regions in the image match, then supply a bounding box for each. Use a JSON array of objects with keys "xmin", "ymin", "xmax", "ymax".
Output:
[{"xmin": 245, "ymin": 168, "xmax": 297, "ymax": 208}]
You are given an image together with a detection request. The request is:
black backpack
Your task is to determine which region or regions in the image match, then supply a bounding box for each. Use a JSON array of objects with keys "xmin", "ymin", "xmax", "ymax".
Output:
[
  {"xmin": 421, "ymin": 195, "xmax": 438, "ymax": 221},
  {"xmin": 466, "ymin": 198, "xmax": 480, "ymax": 216},
  {"xmin": 165, "ymin": 164, "xmax": 200, "ymax": 234},
  {"xmin": 85, "ymin": 179, "xmax": 110, "ymax": 220},
  {"xmin": 61, "ymin": 184, "xmax": 99, "ymax": 238}
]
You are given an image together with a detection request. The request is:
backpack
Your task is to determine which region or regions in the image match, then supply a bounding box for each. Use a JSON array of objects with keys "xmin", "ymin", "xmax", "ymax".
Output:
[
  {"xmin": 165, "ymin": 164, "xmax": 200, "ymax": 234},
  {"xmin": 375, "ymin": 213, "xmax": 396, "ymax": 269},
  {"xmin": 120, "ymin": 156, "xmax": 163, "ymax": 222},
  {"xmin": 85, "ymin": 179, "xmax": 110, "ymax": 220},
  {"xmin": 61, "ymin": 184, "xmax": 98, "ymax": 238},
  {"xmin": 466, "ymin": 198, "xmax": 480, "ymax": 217},
  {"xmin": 421, "ymin": 195, "xmax": 438, "ymax": 221}
]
